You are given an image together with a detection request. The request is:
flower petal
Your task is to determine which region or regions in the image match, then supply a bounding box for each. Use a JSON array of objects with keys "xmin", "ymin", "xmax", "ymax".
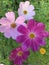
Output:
[
  {"xmin": 4, "ymin": 29, "xmax": 11, "ymax": 38},
  {"xmin": 17, "ymin": 25, "xmax": 28, "ymax": 34},
  {"xmin": 27, "ymin": 19, "xmax": 37, "ymax": 30},
  {"xmin": 15, "ymin": 16, "xmax": 25, "ymax": 24},
  {"xmin": 29, "ymin": 11, "xmax": 35, "ymax": 16},
  {"xmin": 10, "ymin": 27, "xmax": 20, "ymax": 39},
  {"xmin": 34, "ymin": 36, "xmax": 46, "ymax": 46},
  {"xmin": 43, "ymin": 31, "xmax": 49, "ymax": 37},
  {"xmin": 21, "ymin": 44, "xmax": 29, "ymax": 51},
  {"xmin": 9, "ymin": 49, "xmax": 17, "ymax": 61},
  {"xmin": 22, "ymin": 39, "xmax": 31, "ymax": 50},
  {"xmin": 0, "ymin": 26, "xmax": 6, "ymax": 33},
  {"xmin": 25, "ymin": 1, "xmax": 30, "ymax": 7},
  {"xmin": 31, "ymin": 40, "xmax": 39, "ymax": 52},
  {"xmin": 22, "ymin": 51, "xmax": 30, "ymax": 60},
  {"xmin": 37, "ymin": 22, "xmax": 45, "ymax": 30},
  {"xmin": 5, "ymin": 12, "xmax": 15, "ymax": 22},
  {"xmin": 0, "ymin": 17, "xmax": 10, "ymax": 25},
  {"xmin": 33, "ymin": 23, "xmax": 45, "ymax": 35},
  {"xmin": 14, "ymin": 58, "xmax": 22, "ymax": 65},
  {"xmin": 18, "ymin": 8, "xmax": 23, "ymax": 16},
  {"xmin": 19, "ymin": 2, "xmax": 24, "ymax": 8},
  {"xmin": 16, "ymin": 35, "xmax": 26, "ymax": 43},
  {"xmin": 29, "ymin": 5, "xmax": 34, "ymax": 10}
]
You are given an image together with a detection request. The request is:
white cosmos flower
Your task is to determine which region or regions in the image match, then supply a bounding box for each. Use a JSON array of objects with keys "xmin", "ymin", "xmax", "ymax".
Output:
[{"xmin": 18, "ymin": 1, "xmax": 35, "ymax": 20}]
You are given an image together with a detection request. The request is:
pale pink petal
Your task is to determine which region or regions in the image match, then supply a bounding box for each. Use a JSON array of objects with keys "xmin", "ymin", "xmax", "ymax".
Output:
[
  {"xmin": 11, "ymin": 27, "xmax": 20, "ymax": 39},
  {"xmin": 25, "ymin": 1, "xmax": 30, "ymax": 7},
  {"xmin": 4, "ymin": 32, "xmax": 11, "ymax": 38},
  {"xmin": 0, "ymin": 17, "xmax": 10, "ymax": 25},
  {"xmin": 0, "ymin": 26, "xmax": 6, "ymax": 33},
  {"xmin": 5, "ymin": 12, "xmax": 15, "ymax": 22},
  {"xmin": 4, "ymin": 28, "xmax": 11, "ymax": 38},
  {"xmin": 15, "ymin": 16, "xmax": 25, "ymax": 24},
  {"xmin": 29, "ymin": 11, "xmax": 35, "ymax": 16},
  {"xmin": 19, "ymin": 2, "xmax": 24, "ymax": 8},
  {"xmin": 25, "ymin": 14, "xmax": 33, "ymax": 20},
  {"xmin": 29, "ymin": 5, "xmax": 34, "ymax": 10},
  {"xmin": 18, "ymin": 8, "xmax": 23, "ymax": 16}
]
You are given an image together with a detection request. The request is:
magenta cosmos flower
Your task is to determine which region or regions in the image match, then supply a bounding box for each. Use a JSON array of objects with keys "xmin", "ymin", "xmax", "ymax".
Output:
[
  {"xmin": 9, "ymin": 47, "xmax": 30, "ymax": 65},
  {"xmin": 16, "ymin": 19, "xmax": 49, "ymax": 52},
  {"xmin": 0, "ymin": 12, "xmax": 25, "ymax": 39}
]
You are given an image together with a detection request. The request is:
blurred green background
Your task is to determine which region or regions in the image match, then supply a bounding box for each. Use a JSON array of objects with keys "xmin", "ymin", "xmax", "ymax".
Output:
[{"xmin": 0, "ymin": 0, "xmax": 49, "ymax": 65}]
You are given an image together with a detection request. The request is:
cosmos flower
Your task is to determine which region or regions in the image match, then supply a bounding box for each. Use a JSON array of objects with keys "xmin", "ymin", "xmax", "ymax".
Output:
[
  {"xmin": 18, "ymin": 1, "xmax": 35, "ymax": 20},
  {"xmin": 0, "ymin": 12, "xmax": 25, "ymax": 39},
  {"xmin": 0, "ymin": 64, "xmax": 4, "ymax": 65},
  {"xmin": 16, "ymin": 19, "xmax": 49, "ymax": 52},
  {"xmin": 9, "ymin": 47, "xmax": 30, "ymax": 65},
  {"xmin": 39, "ymin": 48, "xmax": 46, "ymax": 55}
]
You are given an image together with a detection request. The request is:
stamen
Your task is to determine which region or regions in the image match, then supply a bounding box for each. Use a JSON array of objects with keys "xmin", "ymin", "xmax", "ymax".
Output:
[
  {"xmin": 23, "ymin": 10, "xmax": 27, "ymax": 14},
  {"xmin": 11, "ymin": 23, "xmax": 16, "ymax": 28},
  {"xmin": 40, "ymin": 48, "xmax": 46, "ymax": 55},
  {"xmin": 29, "ymin": 33, "xmax": 35, "ymax": 39},
  {"xmin": 17, "ymin": 51, "xmax": 23, "ymax": 56}
]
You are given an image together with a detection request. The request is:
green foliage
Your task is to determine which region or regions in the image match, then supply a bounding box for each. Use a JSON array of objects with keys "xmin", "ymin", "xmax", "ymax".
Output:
[{"xmin": 0, "ymin": 0, "xmax": 49, "ymax": 65}]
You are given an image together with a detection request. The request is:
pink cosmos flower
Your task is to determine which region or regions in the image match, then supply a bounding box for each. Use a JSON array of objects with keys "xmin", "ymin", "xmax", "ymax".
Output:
[
  {"xmin": 9, "ymin": 47, "xmax": 30, "ymax": 65},
  {"xmin": 16, "ymin": 19, "xmax": 49, "ymax": 52},
  {"xmin": 0, "ymin": 12, "xmax": 25, "ymax": 39},
  {"xmin": 18, "ymin": 1, "xmax": 35, "ymax": 20}
]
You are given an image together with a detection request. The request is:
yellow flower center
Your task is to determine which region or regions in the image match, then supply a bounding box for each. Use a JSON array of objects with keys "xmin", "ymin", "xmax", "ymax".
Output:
[
  {"xmin": 40, "ymin": 48, "xmax": 46, "ymax": 55},
  {"xmin": 23, "ymin": 10, "xmax": 27, "ymax": 15},
  {"xmin": 11, "ymin": 23, "xmax": 16, "ymax": 28},
  {"xmin": 29, "ymin": 33, "xmax": 35, "ymax": 39},
  {"xmin": 17, "ymin": 51, "xmax": 23, "ymax": 56}
]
